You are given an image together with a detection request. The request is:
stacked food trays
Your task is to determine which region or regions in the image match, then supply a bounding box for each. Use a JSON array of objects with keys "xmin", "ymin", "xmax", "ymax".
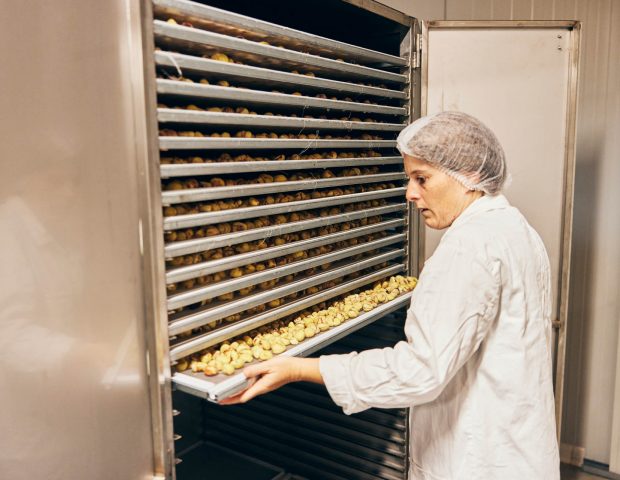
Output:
[{"xmin": 149, "ymin": 0, "xmax": 413, "ymax": 401}]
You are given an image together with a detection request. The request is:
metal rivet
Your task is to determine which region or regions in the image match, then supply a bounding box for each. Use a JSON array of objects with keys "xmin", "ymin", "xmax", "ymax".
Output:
[{"xmin": 557, "ymin": 46, "xmax": 563, "ymax": 51}]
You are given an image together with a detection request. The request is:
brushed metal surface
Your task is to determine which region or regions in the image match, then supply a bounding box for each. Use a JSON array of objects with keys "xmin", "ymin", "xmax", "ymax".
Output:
[
  {"xmin": 155, "ymin": 52, "xmax": 407, "ymax": 99},
  {"xmin": 156, "ymin": 80, "xmax": 407, "ymax": 116},
  {"xmin": 161, "ymin": 172, "xmax": 405, "ymax": 204},
  {"xmin": 0, "ymin": 0, "xmax": 155, "ymax": 478},
  {"xmin": 157, "ymin": 108, "xmax": 405, "ymax": 131},
  {"xmin": 159, "ymin": 136, "xmax": 397, "ymax": 150},
  {"xmin": 159, "ymin": 156, "xmax": 403, "ymax": 177}
]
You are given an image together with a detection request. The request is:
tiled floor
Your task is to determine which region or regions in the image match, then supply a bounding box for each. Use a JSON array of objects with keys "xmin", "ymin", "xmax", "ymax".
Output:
[{"xmin": 562, "ymin": 464, "xmax": 607, "ymax": 480}]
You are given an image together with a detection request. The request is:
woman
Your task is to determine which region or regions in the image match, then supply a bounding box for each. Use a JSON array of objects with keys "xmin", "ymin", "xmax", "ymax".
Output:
[{"xmin": 222, "ymin": 112, "xmax": 560, "ymax": 479}]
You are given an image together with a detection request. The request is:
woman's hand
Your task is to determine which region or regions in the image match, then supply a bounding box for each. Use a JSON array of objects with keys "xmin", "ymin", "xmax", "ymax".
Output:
[{"xmin": 220, "ymin": 357, "xmax": 323, "ymax": 405}]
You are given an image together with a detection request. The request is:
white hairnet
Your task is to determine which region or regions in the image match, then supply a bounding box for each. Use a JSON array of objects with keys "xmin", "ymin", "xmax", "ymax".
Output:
[{"xmin": 396, "ymin": 111, "xmax": 507, "ymax": 195}]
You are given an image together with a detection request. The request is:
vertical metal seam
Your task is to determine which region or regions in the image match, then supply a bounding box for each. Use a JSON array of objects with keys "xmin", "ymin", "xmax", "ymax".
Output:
[
  {"xmin": 554, "ymin": 21, "xmax": 581, "ymax": 444},
  {"xmin": 137, "ymin": 0, "xmax": 176, "ymax": 477},
  {"xmin": 403, "ymin": 16, "xmax": 421, "ymax": 478},
  {"xmin": 608, "ymin": 0, "xmax": 620, "ymax": 471}
]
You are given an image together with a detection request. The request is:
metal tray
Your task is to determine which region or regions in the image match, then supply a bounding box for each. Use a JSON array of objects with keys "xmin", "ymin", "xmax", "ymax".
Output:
[
  {"xmin": 169, "ymin": 264, "xmax": 403, "ymax": 360},
  {"xmin": 153, "ymin": 0, "xmax": 406, "ymax": 67},
  {"xmin": 160, "ymin": 156, "xmax": 403, "ymax": 178},
  {"xmin": 166, "ymin": 219, "xmax": 405, "ymax": 283},
  {"xmin": 156, "ymin": 80, "xmax": 406, "ymax": 116},
  {"xmin": 164, "ymin": 203, "xmax": 406, "ymax": 257},
  {"xmin": 168, "ymin": 250, "xmax": 404, "ymax": 335},
  {"xmin": 163, "ymin": 189, "xmax": 405, "ymax": 229},
  {"xmin": 171, "ymin": 291, "xmax": 412, "ymax": 401},
  {"xmin": 155, "ymin": 52, "xmax": 407, "ymax": 99},
  {"xmin": 167, "ymin": 235, "xmax": 404, "ymax": 309},
  {"xmin": 154, "ymin": 21, "xmax": 407, "ymax": 84},
  {"xmin": 159, "ymin": 136, "xmax": 397, "ymax": 150},
  {"xmin": 157, "ymin": 108, "xmax": 405, "ymax": 131},
  {"xmin": 161, "ymin": 173, "xmax": 405, "ymax": 204}
]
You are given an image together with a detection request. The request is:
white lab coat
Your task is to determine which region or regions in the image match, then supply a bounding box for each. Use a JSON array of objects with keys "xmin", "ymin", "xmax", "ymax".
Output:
[{"xmin": 320, "ymin": 194, "xmax": 559, "ymax": 479}]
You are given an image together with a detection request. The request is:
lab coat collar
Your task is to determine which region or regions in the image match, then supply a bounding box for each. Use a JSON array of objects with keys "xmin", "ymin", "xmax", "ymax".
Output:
[{"xmin": 450, "ymin": 194, "xmax": 510, "ymax": 229}]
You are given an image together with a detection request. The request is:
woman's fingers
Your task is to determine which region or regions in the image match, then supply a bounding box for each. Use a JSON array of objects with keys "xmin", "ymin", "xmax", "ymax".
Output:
[
  {"xmin": 220, "ymin": 359, "xmax": 296, "ymax": 405},
  {"xmin": 219, "ymin": 374, "xmax": 279, "ymax": 405},
  {"xmin": 219, "ymin": 358, "xmax": 323, "ymax": 405},
  {"xmin": 218, "ymin": 393, "xmax": 244, "ymax": 405},
  {"xmin": 238, "ymin": 376, "xmax": 279, "ymax": 403},
  {"xmin": 242, "ymin": 361, "xmax": 272, "ymax": 379}
]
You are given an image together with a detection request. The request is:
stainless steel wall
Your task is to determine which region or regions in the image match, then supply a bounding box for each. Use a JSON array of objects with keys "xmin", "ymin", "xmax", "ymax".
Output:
[
  {"xmin": 379, "ymin": 0, "xmax": 620, "ymax": 466},
  {"xmin": 0, "ymin": 1, "xmax": 155, "ymax": 479}
]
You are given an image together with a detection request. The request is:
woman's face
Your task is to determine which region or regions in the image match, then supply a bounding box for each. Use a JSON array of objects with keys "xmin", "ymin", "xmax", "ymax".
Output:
[{"xmin": 403, "ymin": 154, "xmax": 483, "ymax": 230}]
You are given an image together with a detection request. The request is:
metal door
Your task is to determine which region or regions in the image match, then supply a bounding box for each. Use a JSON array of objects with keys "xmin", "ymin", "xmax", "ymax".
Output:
[{"xmin": 418, "ymin": 20, "xmax": 581, "ymax": 438}]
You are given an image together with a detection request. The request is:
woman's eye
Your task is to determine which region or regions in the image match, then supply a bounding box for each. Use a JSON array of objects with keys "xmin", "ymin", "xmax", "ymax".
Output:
[{"xmin": 416, "ymin": 176, "xmax": 426, "ymax": 185}]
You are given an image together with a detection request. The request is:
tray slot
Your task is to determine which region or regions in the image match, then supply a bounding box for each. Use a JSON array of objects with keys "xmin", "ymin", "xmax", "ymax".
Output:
[
  {"xmin": 153, "ymin": 0, "xmax": 406, "ymax": 67},
  {"xmin": 160, "ymin": 156, "xmax": 403, "ymax": 177},
  {"xmin": 155, "ymin": 52, "xmax": 406, "ymax": 100},
  {"xmin": 161, "ymin": 172, "xmax": 405, "ymax": 204},
  {"xmin": 206, "ymin": 416, "xmax": 404, "ymax": 480},
  {"xmin": 252, "ymin": 395, "xmax": 404, "ymax": 444},
  {"xmin": 157, "ymin": 109, "xmax": 405, "ymax": 131},
  {"xmin": 268, "ymin": 388, "xmax": 406, "ymax": 430},
  {"xmin": 212, "ymin": 407, "xmax": 405, "ymax": 469},
  {"xmin": 212, "ymin": 426, "xmax": 391, "ymax": 480},
  {"xmin": 156, "ymin": 80, "xmax": 406, "ymax": 116},
  {"xmin": 154, "ymin": 21, "xmax": 406, "ymax": 84},
  {"xmin": 159, "ymin": 136, "xmax": 397, "ymax": 150}
]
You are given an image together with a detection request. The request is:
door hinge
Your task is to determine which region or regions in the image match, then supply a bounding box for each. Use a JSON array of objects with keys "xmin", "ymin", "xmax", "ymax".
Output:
[{"xmin": 415, "ymin": 33, "xmax": 422, "ymax": 68}]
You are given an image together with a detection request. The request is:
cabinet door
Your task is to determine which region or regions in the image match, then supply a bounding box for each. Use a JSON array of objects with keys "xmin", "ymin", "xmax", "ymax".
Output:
[{"xmin": 421, "ymin": 20, "xmax": 580, "ymax": 438}]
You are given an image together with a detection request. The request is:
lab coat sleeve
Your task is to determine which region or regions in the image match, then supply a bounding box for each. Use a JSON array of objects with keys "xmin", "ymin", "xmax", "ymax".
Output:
[{"xmin": 319, "ymin": 237, "xmax": 501, "ymax": 415}]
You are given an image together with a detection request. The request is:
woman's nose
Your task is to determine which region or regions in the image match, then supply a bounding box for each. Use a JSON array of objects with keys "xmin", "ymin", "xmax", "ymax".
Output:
[{"xmin": 406, "ymin": 181, "xmax": 420, "ymax": 203}]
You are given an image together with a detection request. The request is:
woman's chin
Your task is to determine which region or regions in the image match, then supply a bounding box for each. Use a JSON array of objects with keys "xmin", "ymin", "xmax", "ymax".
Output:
[
  {"xmin": 423, "ymin": 219, "xmax": 437, "ymax": 229},
  {"xmin": 423, "ymin": 217, "xmax": 447, "ymax": 230}
]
